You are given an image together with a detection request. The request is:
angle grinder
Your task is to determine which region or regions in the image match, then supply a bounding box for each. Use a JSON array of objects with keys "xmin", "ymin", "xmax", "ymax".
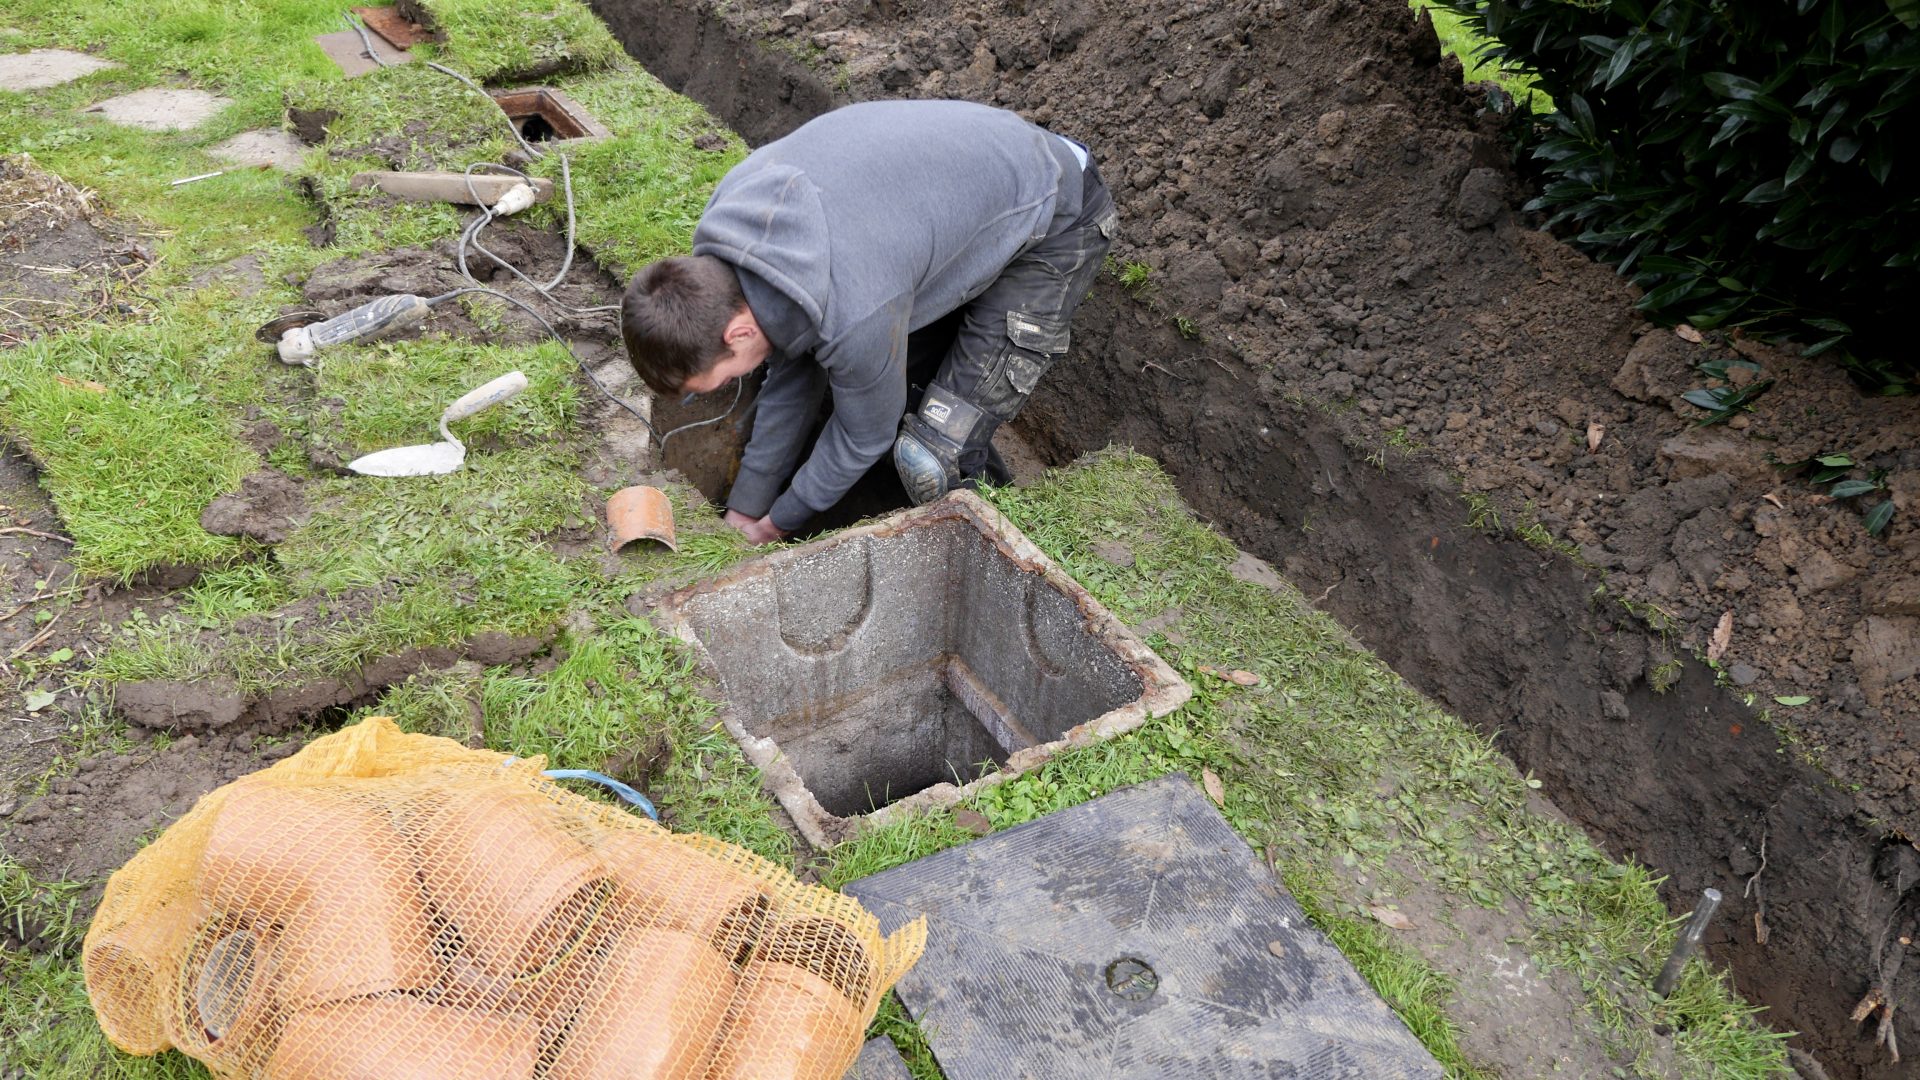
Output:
[
  {"xmin": 256, "ymin": 294, "xmax": 437, "ymax": 366},
  {"xmin": 257, "ymin": 181, "xmax": 543, "ymax": 365}
]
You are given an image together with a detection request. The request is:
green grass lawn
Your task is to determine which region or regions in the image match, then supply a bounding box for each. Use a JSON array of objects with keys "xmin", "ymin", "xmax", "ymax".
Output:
[{"xmin": 1, "ymin": 0, "xmax": 1777, "ymax": 1076}]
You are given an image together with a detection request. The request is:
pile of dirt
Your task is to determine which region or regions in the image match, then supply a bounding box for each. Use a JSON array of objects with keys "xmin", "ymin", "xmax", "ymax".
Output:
[
  {"xmin": 583, "ymin": 0, "xmax": 1917, "ymax": 1072},
  {"xmin": 199, "ymin": 467, "xmax": 309, "ymax": 543},
  {"xmin": 0, "ymin": 154, "xmax": 149, "ymax": 347}
]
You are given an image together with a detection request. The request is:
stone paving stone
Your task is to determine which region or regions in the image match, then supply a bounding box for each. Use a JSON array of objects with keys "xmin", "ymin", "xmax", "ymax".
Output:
[
  {"xmin": 0, "ymin": 48, "xmax": 119, "ymax": 91},
  {"xmin": 209, "ymin": 130, "xmax": 307, "ymax": 171},
  {"xmin": 314, "ymin": 28, "xmax": 413, "ymax": 77},
  {"xmin": 85, "ymin": 87, "xmax": 230, "ymax": 132}
]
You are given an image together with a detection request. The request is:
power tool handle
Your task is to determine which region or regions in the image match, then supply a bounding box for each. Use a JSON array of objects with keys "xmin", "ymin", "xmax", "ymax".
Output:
[
  {"xmin": 306, "ymin": 294, "xmax": 431, "ymax": 348},
  {"xmin": 443, "ymin": 371, "xmax": 529, "ymax": 424}
]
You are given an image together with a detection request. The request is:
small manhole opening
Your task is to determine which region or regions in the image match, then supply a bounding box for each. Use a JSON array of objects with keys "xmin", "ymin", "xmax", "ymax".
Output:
[
  {"xmin": 1104, "ymin": 957, "xmax": 1158, "ymax": 1001},
  {"xmin": 487, "ymin": 88, "xmax": 602, "ymax": 143}
]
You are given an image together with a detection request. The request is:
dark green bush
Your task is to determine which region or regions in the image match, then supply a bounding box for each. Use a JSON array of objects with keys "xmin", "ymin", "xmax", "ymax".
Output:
[{"xmin": 1434, "ymin": 0, "xmax": 1920, "ymax": 392}]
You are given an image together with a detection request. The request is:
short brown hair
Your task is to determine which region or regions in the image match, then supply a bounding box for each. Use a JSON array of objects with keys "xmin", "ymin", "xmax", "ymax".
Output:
[{"xmin": 620, "ymin": 255, "xmax": 746, "ymax": 394}]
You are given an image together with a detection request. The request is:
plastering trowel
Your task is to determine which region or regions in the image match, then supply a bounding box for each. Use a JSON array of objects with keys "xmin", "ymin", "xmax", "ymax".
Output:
[{"xmin": 346, "ymin": 370, "xmax": 528, "ymax": 477}]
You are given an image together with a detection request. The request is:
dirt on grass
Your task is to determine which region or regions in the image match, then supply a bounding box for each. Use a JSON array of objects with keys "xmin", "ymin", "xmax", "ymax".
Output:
[
  {"xmin": 1, "ymin": 732, "xmax": 285, "ymax": 949},
  {"xmin": 0, "ymin": 155, "xmax": 150, "ymax": 348},
  {"xmin": 1, "ymin": 446, "xmax": 180, "ymax": 816},
  {"xmin": 584, "ymin": 0, "xmax": 1917, "ymax": 1073}
]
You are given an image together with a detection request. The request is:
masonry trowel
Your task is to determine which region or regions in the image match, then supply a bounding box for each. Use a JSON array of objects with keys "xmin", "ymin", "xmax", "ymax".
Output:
[{"xmin": 346, "ymin": 370, "xmax": 528, "ymax": 477}]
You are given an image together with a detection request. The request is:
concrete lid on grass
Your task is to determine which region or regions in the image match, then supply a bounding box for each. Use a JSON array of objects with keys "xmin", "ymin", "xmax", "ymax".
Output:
[
  {"xmin": 0, "ymin": 48, "xmax": 120, "ymax": 91},
  {"xmin": 85, "ymin": 87, "xmax": 230, "ymax": 132}
]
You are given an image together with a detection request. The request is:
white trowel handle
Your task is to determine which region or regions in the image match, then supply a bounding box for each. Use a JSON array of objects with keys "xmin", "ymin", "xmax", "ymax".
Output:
[{"xmin": 438, "ymin": 370, "xmax": 529, "ymax": 439}]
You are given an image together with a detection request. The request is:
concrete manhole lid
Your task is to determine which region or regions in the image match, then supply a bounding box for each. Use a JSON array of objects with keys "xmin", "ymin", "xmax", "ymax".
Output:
[
  {"xmin": 85, "ymin": 87, "xmax": 230, "ymax": 131},
  {"xmin": 845, "ymin": 774, "xmax": 1445, "ymax": 1079}
]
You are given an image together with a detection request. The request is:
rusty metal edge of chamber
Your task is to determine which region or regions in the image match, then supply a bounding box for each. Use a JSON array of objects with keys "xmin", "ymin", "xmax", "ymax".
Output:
[{"xmin": 652, "ymin": 491, "xmax": 1193, "ymax": 849}]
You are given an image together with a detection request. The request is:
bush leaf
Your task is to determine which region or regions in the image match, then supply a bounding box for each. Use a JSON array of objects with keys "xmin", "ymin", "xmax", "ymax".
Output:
[{"xmin": 1865, "ymin": 499, "xmax": 1896, "ymax": 535}]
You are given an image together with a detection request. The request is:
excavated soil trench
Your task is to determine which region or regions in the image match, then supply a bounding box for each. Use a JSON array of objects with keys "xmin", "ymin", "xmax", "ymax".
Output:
[{"xmin": 587, "ymin": 0, "xmax": 1916, "ymax": 1073}]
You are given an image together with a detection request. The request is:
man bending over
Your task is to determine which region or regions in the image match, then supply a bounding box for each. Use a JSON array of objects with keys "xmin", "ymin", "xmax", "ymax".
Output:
[{"xmin": 620, "ymin": 99, "xmax": 1116, "ymax": 543}]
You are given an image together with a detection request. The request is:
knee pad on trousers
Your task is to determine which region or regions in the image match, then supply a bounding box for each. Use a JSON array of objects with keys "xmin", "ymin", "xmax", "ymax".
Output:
[{"xmin": 894, "ymin": 384, "xmax": 995, "ymax": 505}]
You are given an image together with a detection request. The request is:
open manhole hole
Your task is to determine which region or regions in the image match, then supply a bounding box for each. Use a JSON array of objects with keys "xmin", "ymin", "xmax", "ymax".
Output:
[
  {"xmin": 655, "ymin": 492, "xmax": 1190, "ymax": 847},
  {"xmin": 487, "ymin": 87, "xmax": 609, "ymax": 147}
]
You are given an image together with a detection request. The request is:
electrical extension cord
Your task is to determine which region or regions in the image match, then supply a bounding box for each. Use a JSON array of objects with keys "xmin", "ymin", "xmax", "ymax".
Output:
[{"xmin": 416, "ymin": 61, "xmax": 746, "ymax": 449}]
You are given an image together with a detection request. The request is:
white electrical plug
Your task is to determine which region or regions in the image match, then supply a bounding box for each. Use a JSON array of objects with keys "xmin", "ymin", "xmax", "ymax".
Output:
[{"xmin": 490, "ymin": 183, "xmax": 538, "ymax": 217}]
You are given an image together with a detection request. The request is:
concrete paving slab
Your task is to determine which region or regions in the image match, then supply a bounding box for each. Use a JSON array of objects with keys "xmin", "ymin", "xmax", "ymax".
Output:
[
  {"xmin": 208, "ymin": 130, "xmax": 307, "ymax": 171},
  {"xmin": 844, "ymin": 1038, "xmax": 913, "ymax": 1080},
  {"xmin": 846, "ymin": 774, "xmax": 1446, "ymax": 1079},
  {"xmin": 314, "ymin": 28, "xmax": 413, "ymax": 78},
  {"xmin": 0, "ymin": 48, "xmax": 119, "ymax": 91},
  {"xmin": 85, "ymin": 87, "xmax": 229, "ymax": 132}
]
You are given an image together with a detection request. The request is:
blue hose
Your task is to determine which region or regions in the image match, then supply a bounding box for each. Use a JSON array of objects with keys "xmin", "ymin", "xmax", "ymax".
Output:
[{"xmin": 540, "ymin": 768, "xmax": 660, "ymax": 821}]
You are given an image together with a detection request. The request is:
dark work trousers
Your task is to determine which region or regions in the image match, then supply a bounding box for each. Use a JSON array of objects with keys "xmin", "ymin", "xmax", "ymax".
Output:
[{"xmin": 904, "ymin": 159, "xmax": 1118, "ymax": 479}]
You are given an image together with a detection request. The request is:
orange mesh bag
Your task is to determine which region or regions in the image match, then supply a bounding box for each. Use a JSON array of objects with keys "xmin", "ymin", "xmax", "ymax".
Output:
[{"xmin": 82, "ymin": 716, "xmax": 925, "ymax": 1080}]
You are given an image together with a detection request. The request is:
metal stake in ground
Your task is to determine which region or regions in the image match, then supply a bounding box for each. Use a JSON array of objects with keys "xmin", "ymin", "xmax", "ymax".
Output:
[{"xmin": 1653, "ymin": 888, "xmax": 1723, "ymax": 997}]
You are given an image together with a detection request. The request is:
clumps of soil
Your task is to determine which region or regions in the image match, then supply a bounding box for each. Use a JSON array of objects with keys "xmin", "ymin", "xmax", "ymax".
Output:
[
  {"xmin": 290, "ymin": 218, "xmax": 621, "ymax": 344},
  {"xmin": 0, "ymin": 154, "xmax": 150, "ymax": 346},
  {"xmin": 199, "ymin": 467, "xmax": 309, "ymax": 544}
]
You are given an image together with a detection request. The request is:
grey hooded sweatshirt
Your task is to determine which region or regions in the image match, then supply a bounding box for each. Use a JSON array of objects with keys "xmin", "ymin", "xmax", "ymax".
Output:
[{"xmin": 691, "ymin": 100, "xmax": 1086, "ymax": 531}]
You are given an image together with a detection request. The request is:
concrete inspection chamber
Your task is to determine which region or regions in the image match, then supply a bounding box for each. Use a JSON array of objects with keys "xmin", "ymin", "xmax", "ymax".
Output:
[{"xmin": 655, "ymin": 491, "xmax": 1191, "ymax": 846}]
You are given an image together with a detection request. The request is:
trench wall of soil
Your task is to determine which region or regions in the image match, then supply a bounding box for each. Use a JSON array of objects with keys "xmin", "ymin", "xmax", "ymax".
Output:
[{"xmin": 586, "ymin": 0, "xmax": 1916, "ymax": 1072}]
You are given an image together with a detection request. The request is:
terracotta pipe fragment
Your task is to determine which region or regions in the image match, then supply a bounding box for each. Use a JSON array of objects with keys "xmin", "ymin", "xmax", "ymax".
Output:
[{"xmin": 607, "ymin": 485, "xmax": 678, "ymax": 553}]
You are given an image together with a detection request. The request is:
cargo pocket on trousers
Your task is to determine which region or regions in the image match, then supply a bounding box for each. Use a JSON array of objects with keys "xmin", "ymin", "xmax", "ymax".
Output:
[{"xmin": 992, "ymin": 310, "xmax": 1072, "ymax": 417}]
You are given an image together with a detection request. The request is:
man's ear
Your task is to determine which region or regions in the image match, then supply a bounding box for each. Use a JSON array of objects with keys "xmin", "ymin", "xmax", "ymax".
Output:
[{"xmin": 722, "ymin": 307, "xmax": 758, "ymax": 347}]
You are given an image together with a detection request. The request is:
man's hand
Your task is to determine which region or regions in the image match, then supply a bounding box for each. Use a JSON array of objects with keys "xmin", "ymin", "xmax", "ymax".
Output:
[{"xmin": 724, "ymin": 509, "xmax": 787, "ymax": 545}]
